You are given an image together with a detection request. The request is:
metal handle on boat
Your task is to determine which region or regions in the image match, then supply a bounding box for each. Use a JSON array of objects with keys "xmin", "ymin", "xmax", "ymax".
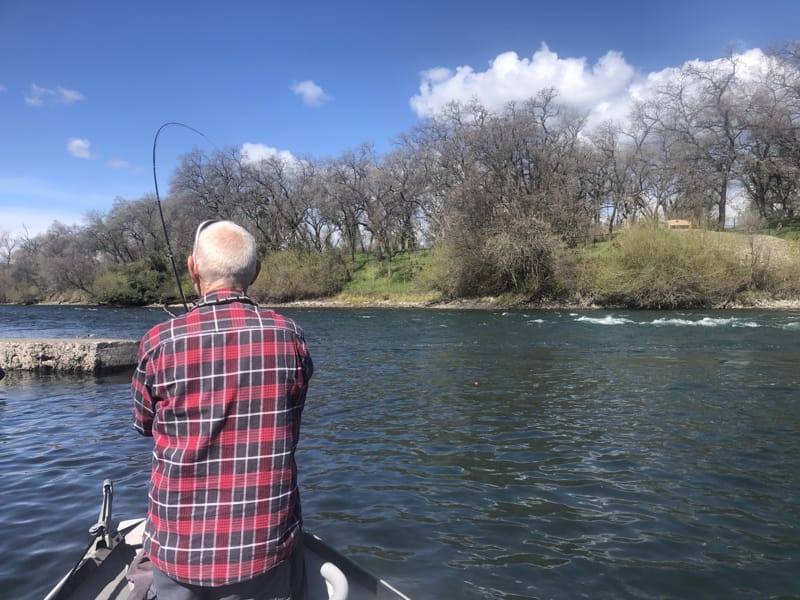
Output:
[
  {"xmin": 320, "ymin": 561, "xmax": 349, "ymax": 600},
  {"xmin": 88, "ymin": 479, "xmax": 113, "ymax": 548}
]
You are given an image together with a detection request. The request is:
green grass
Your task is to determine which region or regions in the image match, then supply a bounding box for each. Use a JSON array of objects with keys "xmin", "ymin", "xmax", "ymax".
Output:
[
  {"xmin": 768, "ymin": 223, "xmax": 800, "ymax": 241},
  {"xmin": 338, "ymin": 250, "xmax": 441, "ymax": 303},
  {"xmin": 308, "ymin": 227, "xmax": 800, "ymax": 308},
  {"xmin": 740, "ymin": 218, "xmax": 800, "ymax": 241}
]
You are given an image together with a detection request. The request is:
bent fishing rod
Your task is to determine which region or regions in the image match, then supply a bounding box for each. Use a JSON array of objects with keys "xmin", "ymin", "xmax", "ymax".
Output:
[{"xmin": 151, "ymin": 121, "xmax": 211, "ymax": 315}]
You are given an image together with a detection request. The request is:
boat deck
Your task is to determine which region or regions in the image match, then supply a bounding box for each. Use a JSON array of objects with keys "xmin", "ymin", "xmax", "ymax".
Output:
[{"xmin": 46, "ymin": 519, "xmax": 409, "ymax": 600}]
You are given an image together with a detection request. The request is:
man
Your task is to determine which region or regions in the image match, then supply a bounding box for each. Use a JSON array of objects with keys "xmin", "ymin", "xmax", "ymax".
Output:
[{"xmin": 133, "ymin": 220, "xmax": 313, "ymax": 600}]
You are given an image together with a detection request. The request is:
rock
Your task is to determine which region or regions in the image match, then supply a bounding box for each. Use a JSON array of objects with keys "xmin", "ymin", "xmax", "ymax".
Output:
[{"xmin": 0, "ymin": 339, "xmax": 139, "ymax": 374}]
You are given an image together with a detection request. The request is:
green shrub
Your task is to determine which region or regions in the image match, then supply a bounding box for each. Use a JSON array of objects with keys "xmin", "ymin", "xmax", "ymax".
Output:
[
  {"xmin": 483, "ymin": 216, "xmax": 557, "ymax": 297},
  {"xmin": 250, "ymin": 249, "xmax": 348, "ymax": 303},
  {"xmin": 420, "ymin": 216, "xmax": 560, "ymax": 300},
  {"xmin": 594, "ymin": 227, "xmax": 750, "ymax": 308},
  {"xmin": 0, "ymin": 276, "xmax": 40, "ymax": 304},
  {"xmin": 548, "ymin": 244, "xmax": 600, "ymax": 305},
  {"xmin": 416, "ymin": 236, "xmax": 494, "ymax": 298},
  {"xmin": 745, "ymin": 235, "xmax": 800, "ymax": 297},
  {"xmin": 92, "ymin": 260, "xmax": 171, "ymax": 305}
]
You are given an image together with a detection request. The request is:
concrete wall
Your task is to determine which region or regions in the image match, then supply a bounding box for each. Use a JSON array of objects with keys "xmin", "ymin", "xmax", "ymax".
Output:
[{"xmin": 0, "ymin": 338, "xmax": 139, "ymax": 374}]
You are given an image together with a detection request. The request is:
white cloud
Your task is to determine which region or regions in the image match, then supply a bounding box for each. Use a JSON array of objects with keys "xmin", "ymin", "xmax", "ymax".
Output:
[
  {"xmin": 57, "ymin": 87, "xmax": 84, "ymax": 104},
  {"xmin": 67, "ymin": 138, "xmax": 92, "ymax": 159},
  {"xmin": 410, "ymin": 43, "xmax": 639, "ymax": 128},
  {"xmin": 626, "ymin": 48, "xmax": 775, "ymax": 113},
  {"xmin": 290, "ymin": 79, "xmax": 332, "ymax": 107},
  {"xmin": 24, "ymin": 83, "xmax": 85, "ymax": 106},
  {"xmin": 240, "ymin": 142, "xmax": 297, "ymax": 165},
  {"xmin": 23, "ymin": 84, "xmax": 44, "ymax": 106},
  {"xmin": 107, "ymin": 158, "xmax": 131, "ymax": 169},
  {"xmin": 409, "ymin": 44, "xmax": 784, "ymax": 132},
  {"xmin": 0, "ymin": 84, "xmax": 7, "ymax": 94}
]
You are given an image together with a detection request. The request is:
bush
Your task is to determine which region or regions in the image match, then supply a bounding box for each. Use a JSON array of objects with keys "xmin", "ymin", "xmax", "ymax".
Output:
[
  {"xmin": 548, "ymin": 244, "xmax": 600, "ymax": 305},
  {"xmin": 483, "ymin": 216, "xmax": 558, "ymax": 298},
  {"xmin": 0, "ymin": 276, "xmax": 40, "ymax": 304},
  {"xmin": 417, "ymin": 235, "xmax": 494, "ymax": 298},
  {"xmin": 250, "ymin": 249, "xmax": 348, "ymax": 303},
  {"xmin": 420, "ymin": 216, "xmax": 560, "ymax": 300},
  {"xmin": 594, "ymin": 227, "xmax": 750, "ymax": 308},
  {"xmin": 92, "ymin": 260, "xmax": 172, "ymax": 305},
  {"xmin": 745, "ymin": 235, "xmax": 800, "ymax": 298}
]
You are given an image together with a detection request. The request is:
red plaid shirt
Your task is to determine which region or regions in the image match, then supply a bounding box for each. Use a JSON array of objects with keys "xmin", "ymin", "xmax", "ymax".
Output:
[{"xmin": 132, "ymin": 289, "xmax": 313, "ymax": 586}]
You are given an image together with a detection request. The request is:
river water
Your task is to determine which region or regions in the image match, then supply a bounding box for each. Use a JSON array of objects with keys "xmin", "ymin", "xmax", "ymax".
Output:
[{"xmin": 1, "ymin": 305, "xmax": 799, "ymax": 599}]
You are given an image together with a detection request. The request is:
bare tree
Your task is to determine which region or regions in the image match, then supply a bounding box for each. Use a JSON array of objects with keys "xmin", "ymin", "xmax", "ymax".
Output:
[
  {"xmin": 171, "ymin": 148, "xmax": 246, "ymax": 222},
  {"xmin": 647, "ymin": 54, "xmax": 753, "ymax": 228},
  {"xmin": 0, "ymin": 230, "xmax": 17, "ymax": 266},
  {"xmin": 291, "ymin": 157, "xmax": 337, "ymax": 251},
  {"xmin": 740, "ymin": 45, "xmax": 800, "ymax": 221},
  {"xmin": 323, "ymin": 146, "xmax": 373, "ymax": 261}
]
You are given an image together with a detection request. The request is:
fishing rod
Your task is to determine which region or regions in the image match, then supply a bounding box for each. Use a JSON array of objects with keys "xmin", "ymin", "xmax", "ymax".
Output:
[{"xmin": 151, "ymin": 121, "xmax": 211, "ymax": 314}]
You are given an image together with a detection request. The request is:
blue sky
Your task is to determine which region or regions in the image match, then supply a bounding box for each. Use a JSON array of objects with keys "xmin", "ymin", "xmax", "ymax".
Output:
[{"xmin": 1, "ymin": 0, "xmax": 799, "ymax": 237}]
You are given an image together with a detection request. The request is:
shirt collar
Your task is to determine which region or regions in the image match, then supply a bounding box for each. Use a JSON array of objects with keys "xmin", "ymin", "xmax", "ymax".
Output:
[{"xmin": 193, "ymin": 288, "xmax": 256, "ymax": 309}]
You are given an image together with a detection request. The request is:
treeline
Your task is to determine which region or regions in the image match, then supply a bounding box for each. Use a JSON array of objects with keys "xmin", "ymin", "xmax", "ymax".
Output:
[{"xmin": 1, "ymin": 43, "xmax": 799, "ymax": 307}]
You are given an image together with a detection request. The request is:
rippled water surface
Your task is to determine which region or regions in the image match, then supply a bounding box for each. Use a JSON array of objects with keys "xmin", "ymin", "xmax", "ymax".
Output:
[{"xmin": 1, "ymin": 305, "xmax": 799, "ymax": 599}]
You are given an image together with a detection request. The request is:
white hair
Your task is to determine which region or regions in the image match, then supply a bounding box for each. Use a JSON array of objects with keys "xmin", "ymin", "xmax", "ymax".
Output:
[{"xmin": 193, "ymin": 221, "xmax": 258, "ymax": 287}]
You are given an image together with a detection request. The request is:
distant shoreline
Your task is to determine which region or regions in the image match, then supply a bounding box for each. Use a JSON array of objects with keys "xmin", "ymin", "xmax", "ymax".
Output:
[
  {"xmin": 4, "ymin": 297, "xmax": 800, "ymax": 311},
  {"xmin": 273, "ymin": 298, "xmax": 800, "ymax": 311}
]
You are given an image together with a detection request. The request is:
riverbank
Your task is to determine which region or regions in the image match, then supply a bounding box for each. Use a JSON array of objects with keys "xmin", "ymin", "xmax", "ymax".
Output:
[
  {"xmin": 7, "ymin": 294, "xmax": 800, "ymax": 311},
  {"xmin": 270, "ymin": 296, "xmax": 800, "ymax": 311}
]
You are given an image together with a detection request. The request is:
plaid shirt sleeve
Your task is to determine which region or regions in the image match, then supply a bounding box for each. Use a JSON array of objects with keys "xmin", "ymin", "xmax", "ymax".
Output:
[
  {"xmin": 132, "ymin": 340, "xmax": 156, "ymax": 437},
  {"xmin": 131, "ymin": 292, "xmax": 312, "ymax": 586}
]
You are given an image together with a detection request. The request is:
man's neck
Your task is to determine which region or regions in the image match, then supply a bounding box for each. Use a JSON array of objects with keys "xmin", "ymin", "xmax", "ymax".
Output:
[{"xmin": 199, "ymin": 281, "xmax": 245, "ymax": 297}]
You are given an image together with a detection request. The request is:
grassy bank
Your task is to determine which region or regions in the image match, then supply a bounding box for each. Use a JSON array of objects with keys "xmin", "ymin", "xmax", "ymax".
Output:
[
  {"xmin": 275, "ymin": 228, "xmax": 800, "ymax": 310},
  {"xmin": 13, "ymin": 227, "xmax": 800, "ymax": 311}
]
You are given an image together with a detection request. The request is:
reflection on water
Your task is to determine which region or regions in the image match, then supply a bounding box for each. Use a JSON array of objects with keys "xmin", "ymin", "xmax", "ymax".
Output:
[{"xmin": 1, "ymin": 306, "xmax": 799, "ymax": 599}]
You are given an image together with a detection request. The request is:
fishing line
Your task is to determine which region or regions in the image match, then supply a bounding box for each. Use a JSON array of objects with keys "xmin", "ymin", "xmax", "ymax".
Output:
[{"xmin": 151, "ymin": 121, "xmax": 214, "ymax": 314}]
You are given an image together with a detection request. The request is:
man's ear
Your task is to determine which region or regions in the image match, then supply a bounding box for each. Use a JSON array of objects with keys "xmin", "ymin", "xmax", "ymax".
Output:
[
  {"xmin": 188, "ymin": 255, "xmax": 201, "ymax": 284},
  {"xmin": 251, "ymin": 260, "xmax": 261, "ymax": 285},
  {"xmin": 188, "ymin": 255, "xmax": 203, "ymax": 295}
]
